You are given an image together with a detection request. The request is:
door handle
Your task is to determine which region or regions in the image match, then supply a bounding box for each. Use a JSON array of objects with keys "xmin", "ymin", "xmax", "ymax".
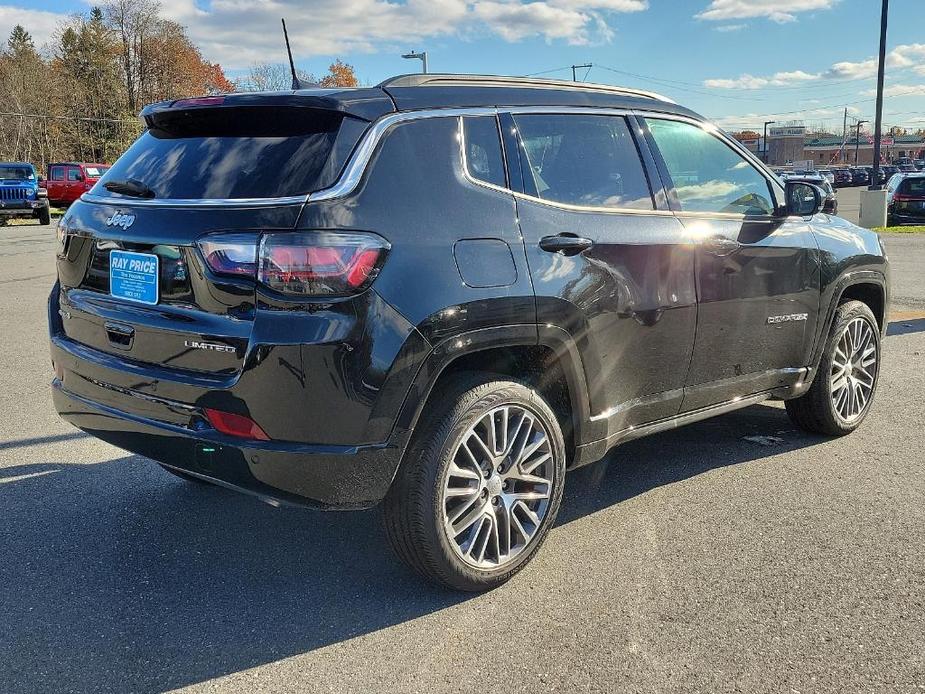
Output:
[
  {"xmin": 702, "ymin": 235, "xmax": 741, "ymax": 256},
  {"xmin": 539, "ymin": 234, "xmax": 594, "ymax": 256}
]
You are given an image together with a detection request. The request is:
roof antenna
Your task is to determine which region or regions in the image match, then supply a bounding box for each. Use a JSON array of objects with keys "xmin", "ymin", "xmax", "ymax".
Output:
[{"xmin": 281, "ymin": 18, "xmax": 305, "ymax": 90}]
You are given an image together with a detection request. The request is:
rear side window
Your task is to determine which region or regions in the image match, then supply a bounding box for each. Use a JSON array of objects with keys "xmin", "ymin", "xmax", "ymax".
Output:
[
  {"xmin": 463, "ymin": 116, "xmax": 506, "ymax": 188},
  {"xmin": 97, "ymin": 106, "xmax": 365, "ymax": 200},
  {"xmin": 512, "ymin": 114, "xmax": 653, "ymax": 210},
  {"xmin": 50, "ymin": 166, "xmax": 64, "ymax": 181},
  {"xmin": 645, "ymin": 118, "xmax": 774, "ymax": 216}
]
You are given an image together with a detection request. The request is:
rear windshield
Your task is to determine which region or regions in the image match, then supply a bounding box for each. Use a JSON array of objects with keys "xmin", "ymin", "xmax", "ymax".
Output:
[
  {"xmin": 899, "ymin": 178, "xmax": 925, "ymax": 196},
  {"xmin": 97, "ymin": 106, "xmax": 365, "ymax": 200}
]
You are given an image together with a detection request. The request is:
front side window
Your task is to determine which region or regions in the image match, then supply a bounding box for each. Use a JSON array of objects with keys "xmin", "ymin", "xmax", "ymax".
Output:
[
  {"xmin": 67, "ymin": 168, "xmax": 82, "ymax": 182},
  {"xmin": 462, "ymin": 116, "xmax": 506, "ymax": 188},
  {"xmin": 512, "ymin": 114, "xmax": 654, "ymax": 210},
  {"xmin": 646, "ymin": 118, "xmax": 775, "ymax": 216}
]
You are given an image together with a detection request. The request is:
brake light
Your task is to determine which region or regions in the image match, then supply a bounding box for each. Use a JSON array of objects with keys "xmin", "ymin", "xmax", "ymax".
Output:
[
  {"xmin": 197, "ymin": 231, "xmax": 388, "ymax": 296},
  {"xmin": 893, "ymin": 193, "xmax": 923, "ymax": 202},
  {"xmin": 198, "ymin": 234, "xmax": 258, "ymax": 277},
  {"xmin": 173, "ymin": 96, "xmax": 225, "ymax": 108},
  {"xmin": 259, "ymin": 232, "xmax": 389, "ymax": 296},
  {"xmin": 204, "ymin": 408, "xmax": 270, "ymax": 441}
]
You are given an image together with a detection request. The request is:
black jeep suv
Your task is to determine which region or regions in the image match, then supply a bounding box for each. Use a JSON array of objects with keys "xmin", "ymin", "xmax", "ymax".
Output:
[{"xmin": 50, "ymin": 75, "xmax": 890, "ymax": 591}]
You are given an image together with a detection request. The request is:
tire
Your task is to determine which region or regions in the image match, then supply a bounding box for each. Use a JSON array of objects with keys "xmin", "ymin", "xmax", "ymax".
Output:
[
  {"xmin": 158, "ymin": 463, "xmax": 210, "ymax": 484},
  {"xmin": 38, "ymin": 206, "xmax": 51, "ymax": 226},
  {"xmin": 786, "ymin": 300, "xmax": 881, "ymax": 436},
  {"xmin": 383, "ymin": 373, "xmax": 566, "ymax": 592}
]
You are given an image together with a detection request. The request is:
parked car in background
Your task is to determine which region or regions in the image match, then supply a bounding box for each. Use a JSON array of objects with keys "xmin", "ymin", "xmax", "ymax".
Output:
[
  {"xmin": 898, "ymin": 163, "xmax": 917, "ymax": 173},
  {"xmin": 886, "ymin": 172, "xmax": 925, "ymax": 226},
  {"xmin": 0, "ymin": 161, "xmax": 51, "ymax": 225},
  {"xmin": 863, "ymin": 166, "xmax": 887, "ymax": 186},
  {"xmin": 49, "ymin": 74, "xmax": 891, "ymax": 591},
  {"xmin": 849, "ymin": 167, "xmax": 870, "ymax": 186},
  {"xmin": 914, "ymin": 159, "xmax": 924, "ymax": 170},
  {"xmin": 45, "ymin": 162, "xmax": 110, "ymax": 207},
  {"xmin": 782, "ymin": 172, "xmax": 838, "ymax": 214},
  {"xmin": 832, "ymin": 168, "xmax": 853, "ymax": 187},
  {"xmin": 882, "ymin": 165, "xmax": 901, "ymax": 179},
  {"xmin": 819, "ymin": 170, "xmax": 835, "ymax": 184}
]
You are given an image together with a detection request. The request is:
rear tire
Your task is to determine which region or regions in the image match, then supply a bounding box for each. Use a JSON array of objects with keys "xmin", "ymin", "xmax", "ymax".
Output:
[
  {"xmin": 383, "ymin": 374, "xmax": 566, "ymax": 592},
  {"xmin": 786, "ymin": 300, "xmax": 881, "ymax": 436}
]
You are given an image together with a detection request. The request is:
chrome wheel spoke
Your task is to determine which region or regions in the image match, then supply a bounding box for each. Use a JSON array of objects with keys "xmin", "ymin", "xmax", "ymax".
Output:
[
  {"xmin": 441, "ymin": 403, "xmax": 556, "ymax": 569},
  {"xmin": 830, "ymin": 317, "xmax": 877, "ymax": 424}
]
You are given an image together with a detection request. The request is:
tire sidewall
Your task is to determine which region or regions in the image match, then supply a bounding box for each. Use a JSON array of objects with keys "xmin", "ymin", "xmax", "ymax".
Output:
[{"xmin": 424, "ymin": 381, "xmax": 566, "ymax": 590}]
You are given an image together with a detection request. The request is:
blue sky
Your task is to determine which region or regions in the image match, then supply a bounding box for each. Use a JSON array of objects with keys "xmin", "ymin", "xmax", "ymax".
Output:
[{"xmin": 3, "ymin": 0, "xmax": 924, "ymax": 133}]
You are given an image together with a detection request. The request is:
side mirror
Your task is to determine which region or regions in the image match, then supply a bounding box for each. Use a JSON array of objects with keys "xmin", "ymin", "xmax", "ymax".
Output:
[
  {"xmin": 74, "ymin": 173, "xmax": 85, "ymax": 182},
  {"xmin": 785, "ymin": 181, "xmax": 823, "ymax": 216},
  {"xmin": 37, "ymin": 187, "xmax": 48, "ymax": 199}
]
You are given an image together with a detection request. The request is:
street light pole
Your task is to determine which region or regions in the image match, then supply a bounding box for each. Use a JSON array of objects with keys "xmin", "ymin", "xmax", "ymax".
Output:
[
  {"xmin": 763, "ymin": 120, "xmax": 776, "ymax": 164},
  {"xmin": 401, "ymin": 51, "xmax": 428, "ymax": 73},
  {"xmin": 570, "ymin": 63, "xmax": 592, "ymax": 82},
  {"xmin": 854, "ymin": 120, "xmax": 868, "ymax": 165},
  {"xmin": 870, "ymin": 0, "xmax": 889, "ymax": 189}
]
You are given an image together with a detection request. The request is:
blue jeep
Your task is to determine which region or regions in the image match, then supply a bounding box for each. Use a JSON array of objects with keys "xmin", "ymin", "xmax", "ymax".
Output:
[{"xmin": 0, "ymin": 162, "xmax": 51, "ymax": 225}]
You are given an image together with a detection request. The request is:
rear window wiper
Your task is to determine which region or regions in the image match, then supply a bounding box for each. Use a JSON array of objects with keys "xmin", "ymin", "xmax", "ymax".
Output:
[{"xmin": 104, "ymin": 179, "xmax": 155, "ymax": 199}]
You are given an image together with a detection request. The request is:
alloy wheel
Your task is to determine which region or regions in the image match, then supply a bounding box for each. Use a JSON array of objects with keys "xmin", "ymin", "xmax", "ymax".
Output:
[
  {"xmin": 440, "ymin": 404, "xmax": 555, "ymax": 570},
  {"xmin": 830, "ymin": 316, "xmax": 878, "ymax": 423}
]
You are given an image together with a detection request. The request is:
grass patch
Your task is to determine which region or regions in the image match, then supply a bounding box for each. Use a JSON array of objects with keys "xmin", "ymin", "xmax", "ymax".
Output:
[{"xmin": 873, "ymin": 225, "xmax": 925, "ymax": 233}]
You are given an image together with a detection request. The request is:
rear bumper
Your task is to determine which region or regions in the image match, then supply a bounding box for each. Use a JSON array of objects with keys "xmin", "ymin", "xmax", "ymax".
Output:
[
  {"xmin": 889, "ymin": 210, "xmax": 925, "ymax": 224},
  {"xmin": 52, "ymin": 377, "xmax": 401, "ymax": 509},
  {"xmin": 48, "ymin": 282, "xmax": 429, "ymax": 509}
]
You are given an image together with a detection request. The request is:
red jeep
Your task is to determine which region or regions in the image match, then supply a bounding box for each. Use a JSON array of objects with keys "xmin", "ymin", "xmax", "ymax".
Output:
[{"xmin": 45, "ymin": 162, "xmax": 110, "ymax": 207}]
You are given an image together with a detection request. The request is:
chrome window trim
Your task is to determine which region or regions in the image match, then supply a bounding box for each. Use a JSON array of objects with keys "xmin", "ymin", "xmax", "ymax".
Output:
[
  {"xmin": 80, "ymin": 192, "xmax": 309, "ymax": 208},
  {"xmin": 80, "ymin": 105, "xmax": 734, "ymax": 213}
]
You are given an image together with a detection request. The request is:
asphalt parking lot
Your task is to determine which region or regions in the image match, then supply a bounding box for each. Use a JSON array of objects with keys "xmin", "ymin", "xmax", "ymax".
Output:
[{"xmin": 1, "ymin": 221, "xmax": 923, "ymax": 693}]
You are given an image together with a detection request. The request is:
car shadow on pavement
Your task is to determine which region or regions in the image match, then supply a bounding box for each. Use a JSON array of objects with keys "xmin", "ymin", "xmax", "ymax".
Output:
[
  {"xmin": 0, "ymin": 403, "xmax": 824, "ymax": 693},
  {"xmin": 887, "ymin": 318, "xmax": 925, "ymax": 336}
]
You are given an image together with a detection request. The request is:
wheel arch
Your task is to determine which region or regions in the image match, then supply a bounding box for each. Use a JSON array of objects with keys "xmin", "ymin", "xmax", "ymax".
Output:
[
  {"xmin": 811, "ymin": 271, "xmax": 888, "ymax": 371},
  {"xmin": 389, "ymin": 325, "xmax": 593, "ymax": 468}
]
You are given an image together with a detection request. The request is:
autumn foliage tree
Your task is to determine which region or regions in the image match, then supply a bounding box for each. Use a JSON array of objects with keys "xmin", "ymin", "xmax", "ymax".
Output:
[{"xmin": 0, "ymin": 1, "xmax": 234, "ymax": 168}]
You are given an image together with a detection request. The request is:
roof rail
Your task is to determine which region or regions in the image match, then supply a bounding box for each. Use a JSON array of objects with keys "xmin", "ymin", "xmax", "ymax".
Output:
[{"xmin": 377, "ymin": 73, "xmax": 675, "ymax": 104}]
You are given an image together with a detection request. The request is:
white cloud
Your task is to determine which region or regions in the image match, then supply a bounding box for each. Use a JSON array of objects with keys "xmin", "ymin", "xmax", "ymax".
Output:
[
  {"xmin": 695, "ymin": 0, "xmax": 839, "ymax": 24},
  {"xmin": 861, "ymin": 84, "xmax": 925, "ymax": 98},
  {"xmin": 714, "ymin": 23, "xmax": 746, "ymax": 32},
  {"xmin": 711, "ymin": 106, "xmax": 860, "ymax": 131},
  {"xmin": 18, "ymin": 0, "xmax": 645, "ymax": 68},
  {"xmin": 704, "ymin": 70, "xmax": 819, "ymax": 89},
  {"xmin": 0, "ymin": 7, "xmax": 66, "ymax": 48},
  {"xmin": 705, "ymin": 44, "xmax": 925, "ymax": 89}
]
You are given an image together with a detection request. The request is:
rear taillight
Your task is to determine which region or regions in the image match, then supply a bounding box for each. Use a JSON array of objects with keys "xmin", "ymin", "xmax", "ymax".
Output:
[
  {"xmin": 198, "ymin": 234, "xmax": 258, "ymax": 277},
  {"xmin": 259, "ymin": 232, "xmax": 389, "ymax": 296},
  {"xmin": 197, "ymin": 231, "xmax": 389, "ymax": 297},
  {"xmin": 893, "ymin": 193, "xmax": 923, "ymax": 202}
]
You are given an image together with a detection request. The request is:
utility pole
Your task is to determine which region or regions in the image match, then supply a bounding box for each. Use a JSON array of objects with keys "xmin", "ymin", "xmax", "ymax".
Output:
[
  {"xmin": 859, "ymin": 0, "xmax": 889, "ymax": 228},
  {"xmin": 763, "ymin": 120, "xmax": 776, "ymax": 164},
  {"xmin": 855, "ymin": 120, "xmax": 868, "ymax": 164},
  {"xmin": 842, "ymin": 108, "xmax": 848, "ymax": 163},
  {"xmin": 401, "ymin": 51, "xmax": 428, "ymax": 73},
  {"xmin": 570, "ymin": 64, "xmax": 592, "ymax": 82},
  {"xmin": 870, "ymin": 0, "xmax": 888, "ymax": 189}
]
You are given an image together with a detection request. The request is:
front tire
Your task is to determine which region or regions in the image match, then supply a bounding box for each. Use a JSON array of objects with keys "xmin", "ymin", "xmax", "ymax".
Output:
[
  {"xmin": 383, "ymin": 374, "xmax": 566, "ymax": 591},
  {"xmin": 786, "ymin": 300, "xmax": 881, "ymax": 436},
  {"xmin": 38, "ymin": 206, "xmax": 51, "ymax": 226}
]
